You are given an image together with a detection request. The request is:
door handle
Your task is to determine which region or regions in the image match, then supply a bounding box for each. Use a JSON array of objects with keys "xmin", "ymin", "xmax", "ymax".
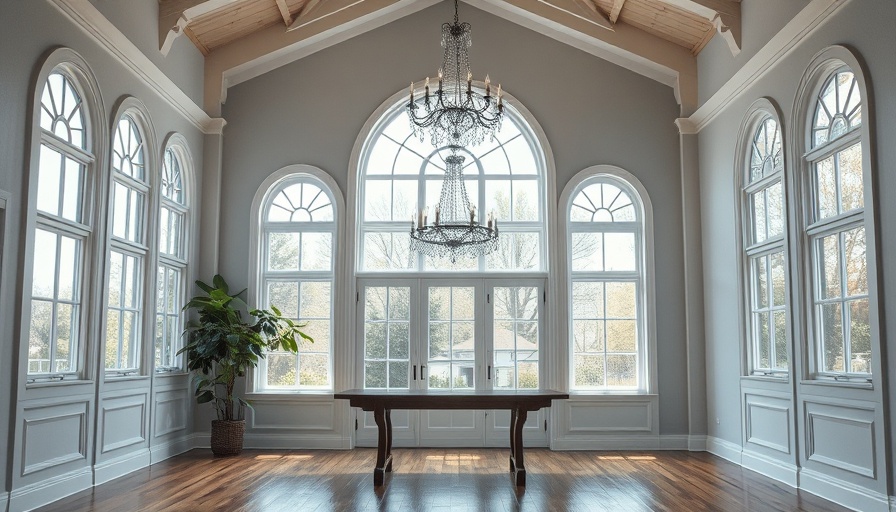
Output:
[
  {"xmin": 420, "ymin": 365, "xmax": 426, "ymax": 379},
  {"xmin": 487, "ymin": 365, "xmax": 492, "ymax": 380},
  {"xmin": 413, "ymin": 364, "xmax": 417, "ymax": 381}
]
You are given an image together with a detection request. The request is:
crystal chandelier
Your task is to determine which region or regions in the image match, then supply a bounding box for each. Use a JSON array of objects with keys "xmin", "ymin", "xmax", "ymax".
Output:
[
  {"xmin": 410, "ymin": 148, "xmax": 498, "ymax": 262},
  {"xmin": 407, "ymin": 0, "xmax": 504, "ymax": 148}
]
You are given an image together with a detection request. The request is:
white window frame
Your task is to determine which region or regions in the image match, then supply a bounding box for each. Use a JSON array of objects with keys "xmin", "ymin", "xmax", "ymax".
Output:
[
  {"xmin": 792, "ymin": 46, "xmax": 882, "ymax": 384},
  {"xmin": 735, "ymin": 99, "xmax": 791, "ymax": 378},
  {"xmin": 249, "ymin": 165, "xmax": 344, "ymax": 393},
  {"xmin": 22, "ymin": 49, "xmax": 105, "ymax": 383},
  {"xmin": 155, "ymin": 135, "xmax": 192, "ymax": 373},
  {"xmin": 560, "ymin": 166, "xmax": 657, "ymax": 394},
  {"xmin": 103, "ymin": 98, "xmax": 156, "ymax": 377}
]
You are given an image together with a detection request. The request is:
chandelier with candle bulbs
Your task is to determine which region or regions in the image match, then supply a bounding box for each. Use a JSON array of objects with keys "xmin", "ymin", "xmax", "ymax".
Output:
[
  {"xmin": 406, "ymin": 0, "xmax": 503, "ymax": 262},
  {"xmin": 407, "ymin": 0, "xmax": 504, "ymax": 149}
]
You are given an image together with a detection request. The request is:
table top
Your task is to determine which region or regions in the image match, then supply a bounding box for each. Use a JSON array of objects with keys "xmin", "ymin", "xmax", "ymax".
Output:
[{"xmin": 333, "ymin": 389, "xmax": 569, "ymax": 411}]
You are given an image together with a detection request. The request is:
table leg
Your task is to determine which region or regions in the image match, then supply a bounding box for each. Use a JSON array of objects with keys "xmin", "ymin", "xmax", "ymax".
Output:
[
  {"xmin": 512, "ymin": 408, "xmax": 528, "ymax": 486},
  {"xmin": 509, "ymin": 408, "xmax": 517, "ymax": 472},
  {"xmin": 385, "ymin": 408, "xmax": 393, "ymax": 472},
  {"xmin": 373, "ymin": 405, "xmax": 393, "ymax": 486}
]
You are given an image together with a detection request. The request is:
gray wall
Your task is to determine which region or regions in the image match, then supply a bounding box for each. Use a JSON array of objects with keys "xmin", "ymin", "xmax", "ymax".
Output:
[
  {"xmin": 698, "ymin": 0, "xmax": 812, "ymax": 105},
  {"xmin": 0, "ymin": 0, "xmax": 204, "ymax": 498},
  {"xmin": 88, "ymin": 0, "xmax": 206, "ymax": 105},
  {"xmin": 217, "ymin": 3, "xmax": 690, "ymax": 434},
  {"xmin": 697, "ymin": 0, "xmax": 896, "ymax": 488}
]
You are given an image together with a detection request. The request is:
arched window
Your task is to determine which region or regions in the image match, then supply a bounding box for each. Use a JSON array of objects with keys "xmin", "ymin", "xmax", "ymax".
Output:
[
  {"xmin": 565, "ymin": 171, "xmax": 651, "ymax": 391},
  {"xmin": 739, "ymin": 104, "xmax": 788, "ymax": 376},
  {"xmin": 359, "ymin": 105, "xmax": 545, "ymax": 272},
  {"xmin": 801, "ymin": 63, "xmax": 872, "ymax": 379},
  {"xmin": 255, "ymin": 171, "xmax": 337, "ymax": 390},
  {"xmin": 353, "ymin": 95, "xmax": 548, "ymax": 395},
  {"xmin": 104, "ymin": 104, "xmax": 152, "ymax": 375},
  {"xmin": 26, "ymin": 58, "xmax": 99, "ymax": 379},
  {"xmin": 155, "ymin": 138, "xmax": 191, "ymax": 371}
]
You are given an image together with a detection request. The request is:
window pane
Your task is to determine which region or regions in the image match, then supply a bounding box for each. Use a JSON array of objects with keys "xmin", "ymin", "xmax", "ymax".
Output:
[
  {"xmin": 363, "ymin": 232, "xmax": 413, "ymax": 270},
  {"xmin": 299, "ymin": 354, "xmax": 329, "ymax": 386},
  {"xmin": 773, "ymin": 311, "xmax": 787, "ymax": 370},
  {"xmin": 55, "ymin": 303, "xmax": 77, "ymax": 373},
  {"xmin": 268, "ymin": 281, "xmax": 299, "ymax": 318},
  {"xmin": 751, "ymin": 190, "xmax": 767, "ymax": 243},
  {"xmin": 771, "ymin": 251, "xmax": 785, "ymax": 307},
  {"xmin": 572, "ymin": 282, "xmax": 604, "ymax": 318},
  {"xmin": 838, "ymin": 143, "xmax": 863, "ymax": 213},
  {"xmin": 821, "ymin": 303, "xmax": 843, "ymax": 373},
  {"xmin": 487, "ymin": 232, "xmax": 539, "ymax": 270},
  {"xmin": 818, "ymin": 234, "xmax": 842, "ymax": 299},
  {"xmin": 37, "ymin": 145, "xmax": 62, "ymax": 217},
  {"xmin": 757, "ymin": 311, "xmax": 770, "ymax": 369},
  {"xmin": 32, "ymin": 230, "xmax": 58, "ymax": 298},
  {"xmin": 493, "ymin": 287, "xmax": 538, "ymax": 390},
  {"xmin": 606, "ymin": 355, "xmax": 636, "ymax": 387},
  {"xmin": 267, "ymin": 354, "xmax": 297, "ymax": 387},
  {"xmin": 571, "ymin": 233, "xmax": 603, "ymax": 271},
  {"xmin": 849, "ymin": 299, "xmax": 871, "ymax": 374},
  {"xmin": 815, "ymin": 156, "xmax": 837, "ymax": 220},
  {"xmin": 300, "ymin": 232, "xmax": 332, "ymax": 271},
  {"xmin": 268, "ymin": 233, "xmax": 299, "ymax": 270},
  {"xmin": 844, "ymin": 227, "xmax": 867, "ymax": 297},
  {"xmin": 606, "ymin": 282, "xmax": 636, "ymax": 318},
  {"xmin": 604, "ymin": 233, "xmax": 636, "ymax": 271},
  {"xmin": 574, "ymin": 355, "xmax": 604, "ymax": 388},
  {"xmin": 300, "ymin": 281, "xmax": 331, "ymax": 318},
  {"xmin": 28, "ymin": 300, "xmax": 53, "ymax": 374},
  {"xmin": 766, "ymin": 182, "xmax": 784, "ymax": 238}
]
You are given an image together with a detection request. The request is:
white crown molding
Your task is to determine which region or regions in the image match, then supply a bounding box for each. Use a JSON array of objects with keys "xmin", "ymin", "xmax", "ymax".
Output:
[
  {"xmin": 687, "ymin": 0, "xmax": 852, "ymax": 132},
  {"xmin": 675, "ymin": 118, "xmax": 698, "ymax": 135},
  {"xmin": 46, "ymin": 0, "xmax": 225, "ymax": 134}
]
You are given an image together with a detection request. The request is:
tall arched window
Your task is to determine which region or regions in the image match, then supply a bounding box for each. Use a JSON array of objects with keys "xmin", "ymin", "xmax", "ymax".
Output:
[
  {"xmin": 26, "ymin": 59, "xmax": 99, "ymax": 379},
  {"xmin": 565, "ymin": 171, "xmax": 651, "ymax": 391},
  {"xmin": 155, "ymin": 138, "xmax": 191, "ymax": 371},
  {"xmin": 104, "ymin": 105, "xmax": 152, "ymax": 375},
  {"xmin": 255, "ymin": 172, "xmax": 337, "ymax": 390},
  {"xmin": 739, "ymin": 105, "xmax": 788, "ymax": 376},
  {"xmin": 355, "ymin": 96, "xmax": 548, "ymax": 393},
  {"xmin": 801, "ymin": 64, "xmax": 872, "ymax": 379}
]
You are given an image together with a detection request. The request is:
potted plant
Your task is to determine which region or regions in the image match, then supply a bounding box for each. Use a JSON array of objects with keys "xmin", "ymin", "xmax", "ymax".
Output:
[{"xmin": 179, "ymin": 275, "xmax": 311, "ymax": 456}]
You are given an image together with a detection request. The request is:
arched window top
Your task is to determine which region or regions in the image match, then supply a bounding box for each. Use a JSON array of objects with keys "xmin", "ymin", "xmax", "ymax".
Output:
[
  {"xmin": 112, "ymin": 113, "xmax": 146, "ymax": 183},
  {"xmin": 749, "ymin": 117, "xmax": 783, "ymax": 184},
  {"xmin": 40, "ymin": 71, "xmax": 86, "ymax": 150},
  {"xmin": 266, "ymin": 180, "xmax": 334, "ymax": 223},
  {"xmin": 570, "ymin": 181, "xmax": 637, "ymax": 223},
  {"xmin": 812, "ymin": 68, "xmax": 862, "ymax": 149},
  {"xmin": 162, "ymin": 147, "xmax": 185, "ymax": 204}
]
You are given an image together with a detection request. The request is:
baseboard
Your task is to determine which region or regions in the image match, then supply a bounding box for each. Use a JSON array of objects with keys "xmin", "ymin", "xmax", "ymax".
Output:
[
  {"xmin": 8, "ymin": 467, "xmax": 93, "ymax": 512},
  {"xmin": 741, "ymin": 449, "xmax": 798, "ymax": 487},
  {"xmin": 552, "ymin": 434, "xmax": 690, "ymax": 451},
  {"xmin": 800, "ymin": 468, "xmax": 890, "ymax": 512},
  {"xmin": 0, "ymin": 491, "xmax": 9, "ymax": 511},
  {"xmin": 192, "ymin": 432, "xmax": 352, "ymax": 450},
  {"xmin": 94, "ymin": 448, "xmax": 151, "ymax": 486},
  {"xmin": 150, "ymin": 435, "xmax": 196, "ymax": 464},
  {"xmin": 705, "ymin": 436, "xmax": 742, "ymax": 465},
  {"xmin": 890, "ymin": 495, "xmax": 896, "ymax": 512},
  {"xmin": 688, "ymin": 434, "xmax": 707, "ymax": 451}
]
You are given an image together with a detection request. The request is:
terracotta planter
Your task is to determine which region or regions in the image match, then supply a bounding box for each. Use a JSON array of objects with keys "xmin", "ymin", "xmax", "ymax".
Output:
[{"xmin": 210, "ymin": 419, "xmax": 245, "ymax": 456}]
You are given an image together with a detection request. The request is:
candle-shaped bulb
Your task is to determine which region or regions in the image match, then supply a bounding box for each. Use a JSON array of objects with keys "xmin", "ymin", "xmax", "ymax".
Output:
[
  {"xmin": 425, "ymin": 76, "xmax": 430, "ymax": 88},
  {"xmin": 435, "ymin": 204, "xmax": 440, "ymax": 225},
  {"xmin": 409, "ymin": 81, "xmax": 414, "ymax": 100},
  {"xmin": 467, "ymin": 70, "xmax": 472, "ymax": 82},
  {"xmin": 485, "ymin": 74, "xmax": 491, "ymax": 96}
]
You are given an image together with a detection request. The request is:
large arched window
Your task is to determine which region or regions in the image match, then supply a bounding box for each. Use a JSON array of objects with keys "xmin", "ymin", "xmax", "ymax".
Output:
[
  {"xmin": 155, "ymin": 137, "xmax": 191, "ymax": 371},
  {"xmin": 104, "ymin": 102, "xmax": 153, "ymax": 375},
  {"xmin": 565, "ymin": 170, "xmax": 652, "ymax": 391},
  {"xmin": 255, "ymin": 170, "xmax": 338, "ymax": 390},
  {"xmin": 354, "ymin": 96, "xmax": 548, "ymax": 394},
  {"xmin": 25, "ymin": 56, "xmax": 101, "ymax": 380},
  {"xmin": 358, "ymin": 104, "xmax": 545, "ymax": 272},
  {"xmin": 738, "ymin": 103, "xmax": 788, "ymax": 376},
  {"xmin": 799, "ymin": 59, "xmax": 874, "ymax": 380}
]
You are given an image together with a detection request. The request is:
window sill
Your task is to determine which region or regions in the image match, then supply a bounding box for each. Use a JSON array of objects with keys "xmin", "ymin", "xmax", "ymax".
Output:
[
  {"xmin": 801, "ymin": 378, "xmax": 873, "ymax": 390},
  {"xmin": 154, "ymin": 370, "xmax": 188, "ymax": 377},
  {"xmin": 26, "ymin": 378, "xmax": 92, "ymax": 388},
  {"xmin": 741, "ymin": 374, "xmax": 789, "ymax": 383},
  {"xmin": 244, "ymin": 391, "xmax": 335, "ymax": 401},
  {"xmin": 103, "ymin": 374, "xmax": 150, "ymax": 383},
  {"xmin": 567, "ymin": 391, "xmax": 656, "ymax": 399}
]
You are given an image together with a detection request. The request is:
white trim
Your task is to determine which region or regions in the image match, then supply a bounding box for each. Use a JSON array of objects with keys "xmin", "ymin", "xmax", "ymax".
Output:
[
  {"xmin": 688, "ymin": 434, "xmax": 707, "ymax": 451},
  {"xmin": 552, "ymin": 434, "xmax": 690, "ymax": 451},
  {"xmin": 46, "ymin": 0, "xmax": 224, "ymax": 134},
  {"xmin": 7, "ymin": 467, "xmax": 93, "ymax": 512},
  {"xmin": 0, "ymin": 491, "xmax": 8, "ymax": 511},
  {"xmin": 93, "ymin": 448, "xmax": 151, "ymax": 485},
  {"xmin": 741, "ymin": 449, "xmax": 799, "ymax": 487},
  {"xmin": 191, "ymin": 432, "xmax": 352, "ymax": 450},
  {"xmin": 890, "ymin": 496, "xmax": 896, "ymax": 512},
  {"xmin": 687, "ymin": 0, "xmax": 852, "ymax": 132},
  {"xmin": 150, "ymin": 435, "xmax": 196, "ymax": 464},
  {"xmin": 705, "ymin": 435, "xmax": 742, "ymax": 464},
  {"xmin": 800, "ymin": 468, "xmax": 891, "ymax": 512}
]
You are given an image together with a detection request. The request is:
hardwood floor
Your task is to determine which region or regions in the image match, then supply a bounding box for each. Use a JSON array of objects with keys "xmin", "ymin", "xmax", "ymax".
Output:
[{"xmin": 35, "ymin": 449, "xmax": 850, "ymax": 512}]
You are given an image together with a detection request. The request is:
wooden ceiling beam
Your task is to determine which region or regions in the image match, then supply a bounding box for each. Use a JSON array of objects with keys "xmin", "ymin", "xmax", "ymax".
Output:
[
  {"xmin": 659, "ymin": 0, "xmax": 740, "ymax": 54},
  {"xmin": 274, "ymin": 0, "xmax": 294, "ymax": 26},
  {"xmin": 158, "ymin": 0, "xmax": 242, "ymax": 54},
  {"xmin": 288, "ymin": 0, "xmax": 326, "ymax": 29},
  {"xmin": 608, "ymin": 0, "xmax": 625, "ymax": 24},
  {"xmin": 537, "ymin": 0, "xmax": 614, "ymax": 31}
]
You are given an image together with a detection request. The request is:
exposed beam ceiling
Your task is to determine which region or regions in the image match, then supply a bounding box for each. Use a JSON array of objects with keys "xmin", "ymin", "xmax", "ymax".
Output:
[{"xmin": 158, "ymin": 0, "xmax": 741, "ymax": 115}]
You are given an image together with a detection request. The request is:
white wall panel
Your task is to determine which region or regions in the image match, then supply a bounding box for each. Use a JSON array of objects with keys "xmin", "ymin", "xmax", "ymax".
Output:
[
  {"xmin": 745, "ymin": 395, "xmax": 791, "ymax": 454},
  {"xmin": 154, "ymin": 391, "xmax": 188, "ymax": 437},
  {"xmin": 806, "ymin": 402, "xmax": 877, "ymax": 478},
  {"xmin": 567, "ymin": 401, "xmax": 653, "ymax": 433},
  {"xmin": 251, "ymin": 400, "xmax": 335, "ymax": 430},
  {"xmin": 100, "ymin": 395, "xmax": 147, "ymax": 453},
  {"xmin": 22, "ymin": 402, "xmax": 88, "ymax": 476}
]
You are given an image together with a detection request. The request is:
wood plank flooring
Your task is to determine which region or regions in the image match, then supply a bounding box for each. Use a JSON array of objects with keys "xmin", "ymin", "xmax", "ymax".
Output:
[{"xmin": 35, "ymin": 449, "xmax": 850, "ymax": 512}]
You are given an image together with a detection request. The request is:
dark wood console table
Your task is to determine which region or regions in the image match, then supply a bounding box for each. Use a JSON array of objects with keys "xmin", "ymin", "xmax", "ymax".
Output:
[{"xmin": 333, "ymin": 389, "xmax": 568, "ymax": 487}]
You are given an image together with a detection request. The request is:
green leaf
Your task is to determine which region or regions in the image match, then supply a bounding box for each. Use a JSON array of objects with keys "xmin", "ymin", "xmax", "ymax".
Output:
[{"xmin": 196, "ymin": 391, "xmax": 215, "ymax": 404}]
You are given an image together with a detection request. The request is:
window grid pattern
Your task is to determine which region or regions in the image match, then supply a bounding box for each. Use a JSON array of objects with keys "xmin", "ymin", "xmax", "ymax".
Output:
[
  {"xmin": 806, "ymin": 68, "xmax": 870, "ymax": 377},
  {"xmin": 743, "ymin": 117, "xmax": 788, "ymax": 374},
  {"xmin": 359, "ymin": 107, "xmax": 544, "ymax": 272},
  {"xmin": 363, "ymin": 286, "xmax": 410, "ymax": 389},
  {"xmin": 492, "ymin": 286, "xmax": 539, "ymax": 390},
  {"xmin": 105, "ymin": 114, "xmax": 148, "ymax": 373},
  {"xmin": 28, "ymin": 71, "xmax": 91, "ymax": 378},
  {"xmin": 156, "ymin": 147, "xmax": 189, "ymax": 371},
  {"xmin": 569, "ymin": 181, "xmax": 643, "ymax": 391},
  {"xmin": 259, "ymin": 180, "xmax": 335, "ymax": 390},
  {"xmin": 427, "ymin": 286, "xmax": 476, "ymax": 390}
]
